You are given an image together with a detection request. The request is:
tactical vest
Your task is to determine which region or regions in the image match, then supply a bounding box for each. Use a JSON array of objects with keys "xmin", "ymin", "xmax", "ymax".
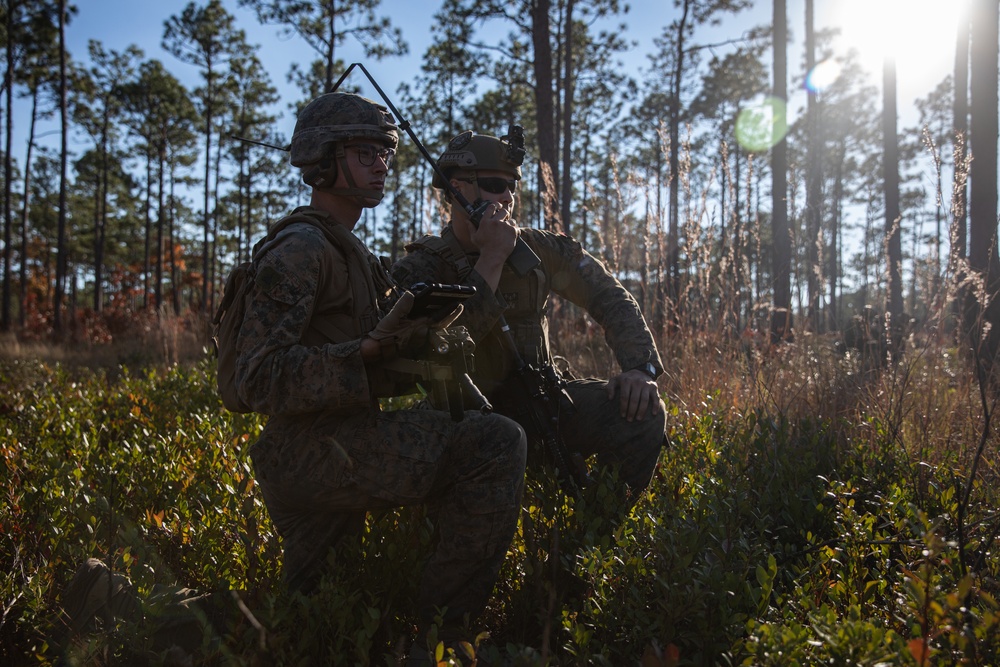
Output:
[
  {"xmin": 406, "ymin": 226, "xmax": 550, "ymax": 382},
  {"xmin": 214, "ymin": 207, "xmax": 397, "ymax": 413},
  {"xmin": 277, "ymin": 207, "xmax": 397, "ymax": 342}
]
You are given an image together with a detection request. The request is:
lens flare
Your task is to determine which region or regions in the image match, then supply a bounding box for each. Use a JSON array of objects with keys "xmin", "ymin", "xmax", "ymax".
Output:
[
  {"xmin": 735, "ymin": 97, "xmax": 788, "ymax": 152},
  {"xmin": 831, "ymin": 0, "xmax": 965, "ymax": 97},
  {"xmin": 805, "ymin": 59, "xmax": 841, "ymax": 94}
]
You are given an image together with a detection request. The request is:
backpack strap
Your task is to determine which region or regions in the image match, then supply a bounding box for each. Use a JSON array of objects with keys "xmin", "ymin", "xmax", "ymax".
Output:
[
  {"xmin": 405, "ymin": 225, "xmax": 474, "ymax": 283},
  {"xmin": 256, "ymin": 207, "xmax": 391, "ymax": 342}
]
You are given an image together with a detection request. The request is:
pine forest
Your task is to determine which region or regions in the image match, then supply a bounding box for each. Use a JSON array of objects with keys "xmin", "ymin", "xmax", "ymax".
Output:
[{"xmin": 2, "ymin": 0, "xmax": 999, "ymax": 665}]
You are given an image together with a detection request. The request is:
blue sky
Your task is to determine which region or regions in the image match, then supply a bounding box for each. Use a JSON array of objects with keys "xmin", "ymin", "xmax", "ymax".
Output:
[
  {"xmin": 59, "ymin": 0, "xmax": 957, "ymax": 145},
  {"xmin": 66, "ymin": 0, "xmax": 671, "ymax": 135},
  {"xmin": 66, "ymin": 0, "xmax": 429, "ymax": 133},
  {"xmin": 20, "ymin": 0, "xmax": 964, "ymax": 287}
]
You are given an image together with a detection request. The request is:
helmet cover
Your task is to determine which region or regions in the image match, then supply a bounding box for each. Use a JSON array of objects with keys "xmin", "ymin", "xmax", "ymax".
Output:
[
  {"xmin": 432, "ymin": 127, "xmax": 525, "ymax": 188},
  {"xmin": 290, "ymin": 92, "xmax": 398, "ymax": 168}
]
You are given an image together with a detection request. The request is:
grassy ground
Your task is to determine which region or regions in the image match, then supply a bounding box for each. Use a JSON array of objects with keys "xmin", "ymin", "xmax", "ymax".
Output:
[{"xmin": 1, "ymin": 319, "xmax": 998, "ymax": 665}]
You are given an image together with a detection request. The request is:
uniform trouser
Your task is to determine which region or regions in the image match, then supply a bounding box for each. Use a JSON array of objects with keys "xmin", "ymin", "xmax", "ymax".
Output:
[
  {"xmin": 249, "ymin": 407, "xmax": 527, "ymax": 629},
  {"xmin": 494, "ymin": 377, "xmax": 665, "ymax": 503}
]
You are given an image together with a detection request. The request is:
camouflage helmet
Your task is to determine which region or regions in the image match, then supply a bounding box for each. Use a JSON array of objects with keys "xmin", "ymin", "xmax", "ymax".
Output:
[
  {"xmin": 432, "ymin": 127, "xmax": 525, "ymax": 189},
  {"xmin": 289, "ymin": 92, "xmax": 398, "ymax": 168}
]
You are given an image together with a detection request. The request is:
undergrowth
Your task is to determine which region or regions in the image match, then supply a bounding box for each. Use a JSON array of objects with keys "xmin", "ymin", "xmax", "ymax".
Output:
[{"xmin": 1, "ymin": 333, "xmax": 998, "ymax": 665}]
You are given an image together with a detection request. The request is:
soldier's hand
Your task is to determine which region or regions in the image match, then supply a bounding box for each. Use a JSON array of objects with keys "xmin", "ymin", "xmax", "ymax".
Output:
[
  {"xmin": 471, "ymin": 207, "xmax": 519, "ymax": 291},
  {"xmin": 606, "ymin": 369, "xmax": 661, "ymax": 422},
  {"xmin": 365, "ymin": 291, "xmax": 432, "ymax": 360},
  {"xmin": 472, "ymin": 202, "xmax": 518, "ymax": 261}
]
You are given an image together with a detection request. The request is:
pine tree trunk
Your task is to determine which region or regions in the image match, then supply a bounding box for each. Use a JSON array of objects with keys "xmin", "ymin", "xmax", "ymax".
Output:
[
  {"xmin": 804, "ymin": 0, "xmax": 823, "ymax": 332},
  {"xmin": 54, "ymin": 0, "xmax": 69, "ymax": 335},
  {"xmin": 770, "ymin": 0, "xmax": 791, "ymax": 343},
  {"xmin": 1, "ymin": 0, "xmax": 13, "ymax": 332},
  {"xmin": 668, "ymin": 0, "xmax": 689, "ymax": 333},
  {"xmin": 559, "ymin": 0, "xmax": 575, "ymax": 234},
  {"xmin": 531, "ymin": 0, "xmax": 559, "ymax": 232},
  {"xmin": 953, "ymin": 6, "xmax": 970, "ymax": 345},
  {"xmin": 968, "ymin": 0, "xmax": 1000, "ymax": 375},
  {"xmin": 19, "ymin": 88, "xmax": 38, "ymax": 328},
  {"xmin": 883, "ymin": 57, "xmax": 903, "ymax": 357}
]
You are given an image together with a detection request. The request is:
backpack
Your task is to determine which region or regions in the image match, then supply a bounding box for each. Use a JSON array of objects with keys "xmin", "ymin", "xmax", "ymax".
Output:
[
  {"xmin": 212, "ymin": 259, "xmax": 257, "ymax": 413},
  {"xmin": 212, "ymin": 209, "xmax": 387, "ymax": 413}
]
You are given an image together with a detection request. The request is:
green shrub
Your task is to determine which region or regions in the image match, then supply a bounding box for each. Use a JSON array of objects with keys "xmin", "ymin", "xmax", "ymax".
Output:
[{"xmin": 2, "ymin": 355, "xmax": 998, "ymax": 666}]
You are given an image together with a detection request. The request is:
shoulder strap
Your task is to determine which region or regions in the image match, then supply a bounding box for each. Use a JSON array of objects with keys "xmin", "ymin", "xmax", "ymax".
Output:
[
  {"xmin": 406, "ymin": 225, "xmax": 474, "ymax": 282},
  {"xmin": 258, "ymin": 207, "xmax": 387, "ymax": 339}
]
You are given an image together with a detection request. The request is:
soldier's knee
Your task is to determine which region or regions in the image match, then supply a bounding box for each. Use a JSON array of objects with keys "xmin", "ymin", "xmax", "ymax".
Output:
[
  {"xmin": 456, "ymin": 413, "xmax": 526, "ymax": 510},
  {"xmin": 463, "ymin": 412, "xmax": 526, "ymax": 466},
  {"xmin": 483, "ymin": 414, "xmax": 527, "ymax": 506},
  {"xmin": 491, "ymin": 414, "xmax": 527, "ymax": 474},
  {"xmin": 622, "ymin": 402, "xmax": 665, "ymax": 446},
  {"xmin": 648, "ymin": 403, "xmax": 667, "ymax": 439},
  {"xmin": 623, "ymin": 415, "xmax": 666, "ymax": 489}
]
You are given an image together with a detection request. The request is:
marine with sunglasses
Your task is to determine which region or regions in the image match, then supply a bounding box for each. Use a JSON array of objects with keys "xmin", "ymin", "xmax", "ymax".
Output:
[
  {"xmin": 233, "ymin": 94, "xmax": 527, "ymax": 662},
  {"xmin": 392, "ymin": 130, "xmax": 666, "ymax": 513}
]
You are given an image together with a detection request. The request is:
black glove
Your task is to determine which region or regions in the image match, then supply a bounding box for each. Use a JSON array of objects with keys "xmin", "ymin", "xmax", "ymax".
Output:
[
  {"xmin": 367, "ymin": 292, "xmax": 427, "ymax": 359},
  {"xmin": 367, "ymin": 295, "xmax": 465, "ymax": 359}
]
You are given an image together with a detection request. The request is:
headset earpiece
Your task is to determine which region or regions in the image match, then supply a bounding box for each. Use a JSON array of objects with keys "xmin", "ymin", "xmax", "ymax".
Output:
[{"xmin": 302, "ymin": 153, "xmax": 337, "ymax": 188}]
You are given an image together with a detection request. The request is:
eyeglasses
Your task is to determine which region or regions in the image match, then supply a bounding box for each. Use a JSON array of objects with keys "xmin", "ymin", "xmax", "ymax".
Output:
[
  {"xmin": 348, "ymin": 144, "xmax": 396, "ymax": 168},
  {"xmin": 459, "ymin": 177, "xmax": 518, "ymax": 195}
]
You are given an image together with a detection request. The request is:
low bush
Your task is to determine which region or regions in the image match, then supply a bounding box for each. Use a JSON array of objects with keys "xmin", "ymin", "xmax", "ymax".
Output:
[{"xmin": 1, "ymin": 339, "xmax": 997, "ymax": 665}]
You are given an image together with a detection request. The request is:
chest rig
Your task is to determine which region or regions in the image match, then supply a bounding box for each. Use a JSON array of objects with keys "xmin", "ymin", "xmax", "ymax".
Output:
[{"xmin": 406, "ymin": 226, "xmax": 552, "ymax": 370}]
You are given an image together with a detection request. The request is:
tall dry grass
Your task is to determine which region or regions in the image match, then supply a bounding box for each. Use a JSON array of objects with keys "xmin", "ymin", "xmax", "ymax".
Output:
[
  {"xmin": 0, "ymin": 306, "xmax": 212, "ymax": 373},
  {"xmin": 551, "ymin": 129, "xmax": 997, "ymax": 486}
]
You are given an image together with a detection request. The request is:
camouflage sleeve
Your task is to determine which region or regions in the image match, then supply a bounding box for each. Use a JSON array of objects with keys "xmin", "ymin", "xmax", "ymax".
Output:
[
  {"xmin": 525, "ymin": 229, "xmax": 664, "ymax": 374},
  {"xmin": 235, "ymin": 227, "xmax": 371, "ymax": 416},
  {"xmin": 391, "ymin": 247, "xmax": 508, "ymax": 342}
]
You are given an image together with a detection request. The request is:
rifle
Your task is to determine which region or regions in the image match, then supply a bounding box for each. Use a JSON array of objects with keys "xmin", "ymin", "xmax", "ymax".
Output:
[
  {"xmin": 382, "ymin": 325, "xmax": 492, "ymax": 422},
  {"xmin": 413, "ymin": 285, "xmax": 491, "ymax": 421},
  {"xmin": 429, "ymin": 326, "xmax": 492, "ymax": 421},
  {"xmin": 495, "ymin": 315, "xmax": 591, "ymax": 495}
]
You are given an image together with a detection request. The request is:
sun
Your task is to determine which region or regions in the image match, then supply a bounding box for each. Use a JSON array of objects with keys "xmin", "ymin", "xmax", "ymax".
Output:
[{"xmin": 826, "ymin": 0, "xmax": 967, "ymax": 99}]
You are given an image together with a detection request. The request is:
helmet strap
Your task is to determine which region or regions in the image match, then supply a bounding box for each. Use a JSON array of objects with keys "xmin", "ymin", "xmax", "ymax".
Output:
[
  {"xmin": 449, "ymin": 172, "xmax": 483, "ymax": 206},
  {"xmin": 315, "ymin": 144, "xmax": 385, "ymax": 204}
]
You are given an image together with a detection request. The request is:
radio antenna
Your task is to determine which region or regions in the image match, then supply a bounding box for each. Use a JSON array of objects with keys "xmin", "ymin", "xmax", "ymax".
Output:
[{"xmin": 229, "ymin": 135, "xmax": 288, "ymax": 152}]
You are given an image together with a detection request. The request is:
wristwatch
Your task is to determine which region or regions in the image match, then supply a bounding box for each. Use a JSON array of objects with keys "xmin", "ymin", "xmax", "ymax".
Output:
[{"xmin": 634, "ymin": 362, "xmax": 658, "ymax": 380}]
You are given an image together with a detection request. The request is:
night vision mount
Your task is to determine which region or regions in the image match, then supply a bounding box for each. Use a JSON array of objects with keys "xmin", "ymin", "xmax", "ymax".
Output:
[{"xmin": 503, "ymin": 124, "xmax": 526, "ymax": 166}]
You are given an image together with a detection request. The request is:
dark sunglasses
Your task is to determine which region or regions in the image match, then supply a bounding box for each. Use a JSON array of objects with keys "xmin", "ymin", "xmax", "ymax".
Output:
[
  {"xmin": 459, "ymin": 177, "xmax": 518, "ymax": 195},
  {"xmin": 348, "ymin": 144, "xmax": 395, "ymax": 167}
]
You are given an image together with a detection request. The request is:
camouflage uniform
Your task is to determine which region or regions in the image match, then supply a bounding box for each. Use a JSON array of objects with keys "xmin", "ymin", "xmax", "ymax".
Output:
[
  {"xmin": 392, "ymin": 224, "xmax": 665, "ymax": 496},
  {"xmin": 237, "ymin": 205, "xmax": 526, "ymax": 630}
]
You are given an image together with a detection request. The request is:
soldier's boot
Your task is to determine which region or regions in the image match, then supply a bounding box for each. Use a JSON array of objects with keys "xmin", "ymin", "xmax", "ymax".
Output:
[{"xmin": 61, "ymin": 557, "xmax": 142, "ymax": 636}]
